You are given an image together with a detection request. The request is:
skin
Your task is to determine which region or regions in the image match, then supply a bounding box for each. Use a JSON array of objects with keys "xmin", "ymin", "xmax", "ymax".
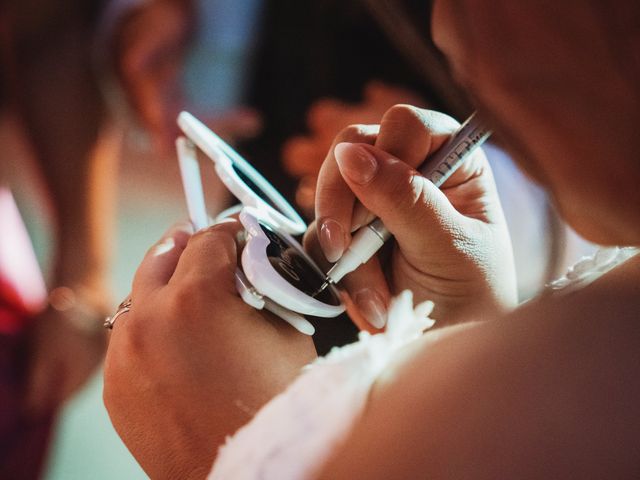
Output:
[
  {"xmin": 103, "ymin": 221, "xmax": 316, "ymax": 479},
  {"xmin": 104, "ymin": 0, "xmax": 640, "ymax": 478}
]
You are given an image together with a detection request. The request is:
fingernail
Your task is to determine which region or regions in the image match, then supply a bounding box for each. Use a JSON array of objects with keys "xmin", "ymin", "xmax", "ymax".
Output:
[
  {"xmin": 319, "ymin": 218, "xmax": 345, "ymax": 263},
  {"xmin": 172, "ymin": 222, "xmax": 194, "ymax": 248},
  {"xmin": 354, "ymin": 288, "xmax": 387, "ymax": 329},
  {"xmin": 334, "ymin": 143, "xmax": 378, "ymax": 185}
]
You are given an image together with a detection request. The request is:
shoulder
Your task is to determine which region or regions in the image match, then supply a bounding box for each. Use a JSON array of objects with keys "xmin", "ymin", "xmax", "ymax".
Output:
[{"xmin": 321, "ymin": 255, "xmax": 640, "ymax": 479}]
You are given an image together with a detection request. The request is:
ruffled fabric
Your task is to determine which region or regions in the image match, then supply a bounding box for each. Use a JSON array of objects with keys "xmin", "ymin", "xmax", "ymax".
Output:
[
  {"xmin": 209, "ymin": 291, "xmax": 434, "ymax": 480},
  {"xmin": 548, "ymin": 246, "xmax": 639, "ymax": 292}
]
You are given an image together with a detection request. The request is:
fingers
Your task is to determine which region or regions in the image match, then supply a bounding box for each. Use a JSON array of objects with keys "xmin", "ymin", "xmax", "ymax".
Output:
[
  {"xmin": 169, "ymin": 218, "xmax": 244, "ymax": 299},
  {"xmin": 315, "ymin": 105, "xmax": 460, "ymax": 263},
  {"xmin": 304, "ymin": 221, "xmax": 390, "ymax": 330},
  {"xmin": 334, "ymin": 143, "xmax": 466, "ymax": 260},
  {"xmin": 315, "ymin": 124, "xmax": 379, "ymax": 262},
  {"xmin": 375, "ymin": 105, "xmax": 458, "ymax": 165},
  {"xmin": 340, "ymin": 256, "xmax": 390, "ymax": 331},
  {"xmin": 132, "ymin": 222, "xmax": 194, "ymax": 298}
]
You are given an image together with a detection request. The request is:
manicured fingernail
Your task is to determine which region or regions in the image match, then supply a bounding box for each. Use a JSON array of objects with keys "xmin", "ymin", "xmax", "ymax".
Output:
[
  {"xmin": 334, "ymin": 143, "xmax": 378, "ymax": 185},
  {"xmin": 319, "ymin": 218, "xmax": 345, "ymax": 263},
  {"xmin": 354, "ymin": 288, "xmax": 387, "ymax": 329}
]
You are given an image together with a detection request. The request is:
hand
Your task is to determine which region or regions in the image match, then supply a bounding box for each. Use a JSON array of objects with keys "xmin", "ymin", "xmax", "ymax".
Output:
[
  {"xmin": 23, "ymin": 306, "xmax": 106, "ymax": 418},
  {"xmin": 282, "ymin": 81, "xmax": 425, "ymax": 215},
  {"xmin": 103, "ymin": 221, "xmax": 316, "ymax": 479},
  {"xmin": 307, "ymin": 105, "xmax": 517, "ymax": 330}
]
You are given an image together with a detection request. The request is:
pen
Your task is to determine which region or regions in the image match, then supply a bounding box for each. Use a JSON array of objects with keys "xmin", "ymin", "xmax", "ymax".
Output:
[{"xmin": 315, "ymin": 112, "xmax": 491, "ymax": 294}]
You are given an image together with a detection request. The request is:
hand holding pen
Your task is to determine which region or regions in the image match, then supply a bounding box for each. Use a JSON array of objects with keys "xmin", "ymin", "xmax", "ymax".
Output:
[
  {"xmin": 317, "ymin": 112, "xmax": 491, "ymax": 291},
  {"xmin": 310, "ymin": 106, "xmax": 517, "ymax": 329}
]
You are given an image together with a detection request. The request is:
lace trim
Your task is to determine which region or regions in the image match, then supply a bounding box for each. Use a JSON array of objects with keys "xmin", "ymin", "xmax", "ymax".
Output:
[{"xmin": 547, "ymin": 246, "xmax": 639, "ymax": 292}]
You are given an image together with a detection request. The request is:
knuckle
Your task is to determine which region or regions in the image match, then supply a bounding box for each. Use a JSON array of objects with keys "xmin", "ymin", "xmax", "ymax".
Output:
[
  {"xmin": 382, "ymin": 105, "xmax": 458, "ymax": 135},
  {"xmin": 315, "ymin": 181, "xmax": 348, "ymax": 203},
  {"xmin": 169, "ymin": 270, "xmax": 228, "ymax": 309},
  {"xmin": 189, "ymin": 227, "xmax": 237, "ymax": 257},
  {"xmin": 389, "ymin": 171, "xmax": 417, "ymax": 205},
  {"xmin": 336, "ymin": 124, "xmax": 378, "ymax": 143},
  {"xmin": 169, "ymin": 281, "xmax": 199, "ymax": 312},
  {"xmin": 191, "ymin": 225, "xmax": 227, "ymax": 243},
  {"xmin": 382, "ymin": 104, "xmax": 425, "ymax": 128},
  {"xmin": 121, "ymin": 313, "xmax": 147, "ymax": 352}
]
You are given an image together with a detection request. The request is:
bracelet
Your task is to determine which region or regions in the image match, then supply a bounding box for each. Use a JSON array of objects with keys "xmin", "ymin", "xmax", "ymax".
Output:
[{"xmin": 48, "ymin": 286, "xmax": 109, "ymax": 336}]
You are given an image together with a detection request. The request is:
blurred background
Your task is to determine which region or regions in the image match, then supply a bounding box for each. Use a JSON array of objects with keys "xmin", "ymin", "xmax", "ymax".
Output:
[{"xmin": 1, "ymin": 0, "xmax": 595, "ymax": 478}]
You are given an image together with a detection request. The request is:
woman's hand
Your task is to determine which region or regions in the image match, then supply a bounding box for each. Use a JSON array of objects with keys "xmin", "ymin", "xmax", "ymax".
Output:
[
  {"xmin": 307, "ymin": 105, "xmax": 517, "ymax": 330},
  {"xmin": 103, "ymin": 221, "xmax": 316, "ymax": 479}
]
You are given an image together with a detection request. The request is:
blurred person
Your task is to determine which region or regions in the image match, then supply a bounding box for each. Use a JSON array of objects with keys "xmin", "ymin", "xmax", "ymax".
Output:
[
  {"xmin": 102, "ymin": 0, "xmax": 640, "ymax": 478},
  {"xmin": 0, "ymin": 0, "xmax": 199, "ymax": 477},
  {"xmin": 1, "ymin": 2, "xmax": 120, "ymax": 477}
]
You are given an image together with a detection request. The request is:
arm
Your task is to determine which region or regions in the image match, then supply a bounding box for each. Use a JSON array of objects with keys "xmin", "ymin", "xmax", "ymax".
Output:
[
  {"xmin": 8, "ymin": 21, "xmax": 115, "ymax": 415},
  {"xmin": 12, "ymin": 19, "xmax": 113, "ymax": 296}
]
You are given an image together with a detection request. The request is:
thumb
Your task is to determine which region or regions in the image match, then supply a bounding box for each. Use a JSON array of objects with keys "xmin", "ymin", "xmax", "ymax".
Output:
[{"xmin": 334, "ymin": 142, "xmax": 462, "ymax": 253}]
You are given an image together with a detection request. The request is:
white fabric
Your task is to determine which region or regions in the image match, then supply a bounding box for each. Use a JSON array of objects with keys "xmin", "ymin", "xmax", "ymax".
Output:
[
  {"xmin": 548, "ymin": 246, "xmax": 639, "ymax": 292},
  {"xmin": 209, "ymin": 291, "xmax": 435, "ymax": 480}
]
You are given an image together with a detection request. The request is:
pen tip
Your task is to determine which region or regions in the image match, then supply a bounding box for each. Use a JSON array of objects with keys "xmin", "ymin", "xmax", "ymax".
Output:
[{"xmin": 312, "ymin": 279, "xmax": 332, "ymax": 298}]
